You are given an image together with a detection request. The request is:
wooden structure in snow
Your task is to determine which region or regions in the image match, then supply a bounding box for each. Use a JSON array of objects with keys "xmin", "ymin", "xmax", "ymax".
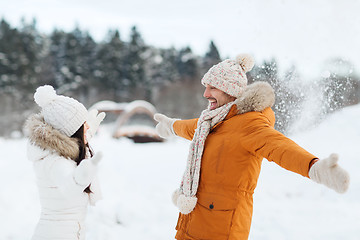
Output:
[{"xmin": 91, "ymin": 100, "xmax": 163, "ymax": 143}]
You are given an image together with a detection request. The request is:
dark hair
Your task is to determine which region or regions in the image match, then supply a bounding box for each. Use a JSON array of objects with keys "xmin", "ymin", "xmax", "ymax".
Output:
[{"xmin": 71, "ymin": 124, "xmax": 93, "ymax": 193}]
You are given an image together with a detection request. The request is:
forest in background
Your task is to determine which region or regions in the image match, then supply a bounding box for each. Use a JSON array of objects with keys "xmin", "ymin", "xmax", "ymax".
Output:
[{"xmin": 0, "ymin": 17, "xmax": 359, "ymax": 137}]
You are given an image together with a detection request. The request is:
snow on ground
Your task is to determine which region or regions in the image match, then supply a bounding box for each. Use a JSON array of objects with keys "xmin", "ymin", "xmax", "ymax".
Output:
[{"xmin": 1, "ymin": 104, "xmax": 360, "ymax": 239}]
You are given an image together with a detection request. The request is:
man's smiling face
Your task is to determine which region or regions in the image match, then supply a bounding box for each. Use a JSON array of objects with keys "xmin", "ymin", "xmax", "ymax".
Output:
[{"xmin": 203, "ymin": 84, "xmax": 236, "ymax": 110}]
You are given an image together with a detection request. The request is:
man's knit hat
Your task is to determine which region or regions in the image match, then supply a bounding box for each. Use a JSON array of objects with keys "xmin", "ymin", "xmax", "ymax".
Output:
[
  {"xmin": 201, "ymin": 54, "xmax": 255, "ymax": 98},
  {"xmin": 34, "ymin": 85, "xmax": 88, "ymax": 137}
]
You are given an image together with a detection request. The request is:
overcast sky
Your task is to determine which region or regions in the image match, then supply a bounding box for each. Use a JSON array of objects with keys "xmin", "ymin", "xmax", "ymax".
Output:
[{"xmin": 2, "ymin": 0, "xmax": 360, "ymax": 79}]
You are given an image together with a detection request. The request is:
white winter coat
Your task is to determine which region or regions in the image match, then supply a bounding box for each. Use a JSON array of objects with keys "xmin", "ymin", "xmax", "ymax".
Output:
[{"xmin": 25, "ymin": 114, "xmax": 102, "ymax": 240}]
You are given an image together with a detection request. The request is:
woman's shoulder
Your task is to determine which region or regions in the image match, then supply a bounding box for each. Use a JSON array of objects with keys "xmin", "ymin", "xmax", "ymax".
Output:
[
  {"xmin": 28, "ymin": 143, "xmax": 75, "ymax": 166},
  {"xmin": 24, "ymin": 113, "xmax": 79, "ymax": 160}
]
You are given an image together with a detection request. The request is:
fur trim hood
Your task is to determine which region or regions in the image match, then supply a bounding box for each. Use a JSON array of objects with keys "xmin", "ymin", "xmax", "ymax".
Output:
[
  {"xmin": 24, "ymin": 113, "xmax": 80, "ymax": 160},
  {"xmin": 234, "ymin": 81, "xmax": 275, "ymax": 114}
]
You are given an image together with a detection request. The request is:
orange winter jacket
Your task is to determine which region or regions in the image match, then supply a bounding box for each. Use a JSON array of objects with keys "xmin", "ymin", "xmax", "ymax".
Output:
[{"xmin": 172, "ymin": 82, "xmax": 317, "ymax": 240}]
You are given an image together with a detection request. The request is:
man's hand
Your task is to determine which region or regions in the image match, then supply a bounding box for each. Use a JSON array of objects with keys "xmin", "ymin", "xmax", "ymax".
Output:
[
  {"xmin": 154, "ymin": 113, "xmax": 178, "ymax": 138},
  {"xmin": 309, "ymin": 153, "xmax": 350, "ymax": 193}
]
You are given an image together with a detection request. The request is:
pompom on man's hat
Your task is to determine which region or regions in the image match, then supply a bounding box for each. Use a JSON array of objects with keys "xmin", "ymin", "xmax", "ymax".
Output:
[
  {"xmin": 34, "ymin": 85, "xmax": 88, "ymax": 137},
  {"xmin": 201, "ymin": 54, "xmax": 255, "ymax": 98}
]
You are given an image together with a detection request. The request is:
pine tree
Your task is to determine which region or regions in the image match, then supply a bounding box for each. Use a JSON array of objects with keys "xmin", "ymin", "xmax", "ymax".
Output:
[
  {"xmin": 47, "ymin": 29, "xmax": 69, "ymax": 88},
  {"xmin": 0, "ymin": 18, "xmax": 14, "ymax": 90},
  {"xmin": 94, "ymin": 29, "xmax": 125, "ymax": 100},
  {"xmin": 156, "ymin": 47, "xmax": 180, "ymax": 84},
  {"xmin": 203, "ymin": 40, "xmax": 221, "ymax": 72},
  {"xmin": 176, "ymin": 46, "xmax": 199, "ymax": 82},
  {"xmin": 122, "ymin": 26, "xmax": 147, "ymax": 100},
  {"xmin": 18, "ymin": 18, "xmax": 43, "ymax": 92}
]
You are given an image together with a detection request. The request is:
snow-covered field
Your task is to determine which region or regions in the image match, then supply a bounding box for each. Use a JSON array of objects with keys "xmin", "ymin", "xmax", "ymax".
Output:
[{"xmin": 1, "ymin": 104, "xmax": 360, "ymax": 239}]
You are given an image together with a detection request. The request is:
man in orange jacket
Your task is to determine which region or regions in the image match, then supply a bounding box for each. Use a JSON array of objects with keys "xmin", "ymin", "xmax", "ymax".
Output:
[{"xmin": 154, "ymin": 54, "xmax": 350, "ymax": 240}]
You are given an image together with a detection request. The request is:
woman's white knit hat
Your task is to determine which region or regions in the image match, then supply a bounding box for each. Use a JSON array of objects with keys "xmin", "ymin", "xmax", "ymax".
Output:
[
  {"xmin": 34, "ymin": 85, "xmax": 88, "ymax": 137},
  {"xmin": 201, "ymin": 54, "xmax": 255, "ymax": 98}
]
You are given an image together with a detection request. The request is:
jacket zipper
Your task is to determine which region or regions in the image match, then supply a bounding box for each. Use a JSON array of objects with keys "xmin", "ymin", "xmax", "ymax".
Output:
[{"xmin": 77, "ymin": 222, "xmax": 81, "ymax": 239}]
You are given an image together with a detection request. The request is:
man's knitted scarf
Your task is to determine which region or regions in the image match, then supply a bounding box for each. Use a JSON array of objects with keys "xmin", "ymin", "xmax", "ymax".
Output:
[{"xmin": 172, "ymin": 101, "xmax": 235, "ymax": 214}]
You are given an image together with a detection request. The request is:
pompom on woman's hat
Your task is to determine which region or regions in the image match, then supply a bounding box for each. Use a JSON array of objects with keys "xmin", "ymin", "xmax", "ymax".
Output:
[
  {"xmin": 201, "ymin": 54, "xmax": 255, "ymax": 98},
  {"xmin": 34, "ymin": 85, "xmax": 88, "ymax": 137}
]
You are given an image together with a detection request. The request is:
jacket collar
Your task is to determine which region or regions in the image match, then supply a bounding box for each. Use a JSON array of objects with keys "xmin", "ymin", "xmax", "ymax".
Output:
[
  {"xmin": 24, "ymin": 114, "xmax": 80, "ymax": 160},
  {"xmin": 227, "ymin": 81, "xmax": 275, "ymax": 119},
  {"xmin": 211, "ymin": 81, "xmax": 275, "ymax": 129}
]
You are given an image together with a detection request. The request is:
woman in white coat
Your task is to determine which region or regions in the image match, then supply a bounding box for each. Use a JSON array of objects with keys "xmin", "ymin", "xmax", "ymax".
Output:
[{"xmin": 24, "ymin": 85, "xmax": 105, "ymax": 240}]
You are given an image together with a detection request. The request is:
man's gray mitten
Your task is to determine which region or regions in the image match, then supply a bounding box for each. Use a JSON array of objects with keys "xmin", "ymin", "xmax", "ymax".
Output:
[
  {"xmin": 154, "ymin": 113, "xmax": 178, "ymax": 138},
  {"xmin": 309, "ymin": 153, "xmax": 350, "ymax": 193}
]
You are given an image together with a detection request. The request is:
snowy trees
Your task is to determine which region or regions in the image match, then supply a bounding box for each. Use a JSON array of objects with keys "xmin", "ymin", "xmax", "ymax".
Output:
[
  {"xmin": 0, "ymin": 18, "xmax": 45, "ymax": 136},
  {"xmin": 0, "ymin": 17, "xmax": 359, "ymax": 136}
]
